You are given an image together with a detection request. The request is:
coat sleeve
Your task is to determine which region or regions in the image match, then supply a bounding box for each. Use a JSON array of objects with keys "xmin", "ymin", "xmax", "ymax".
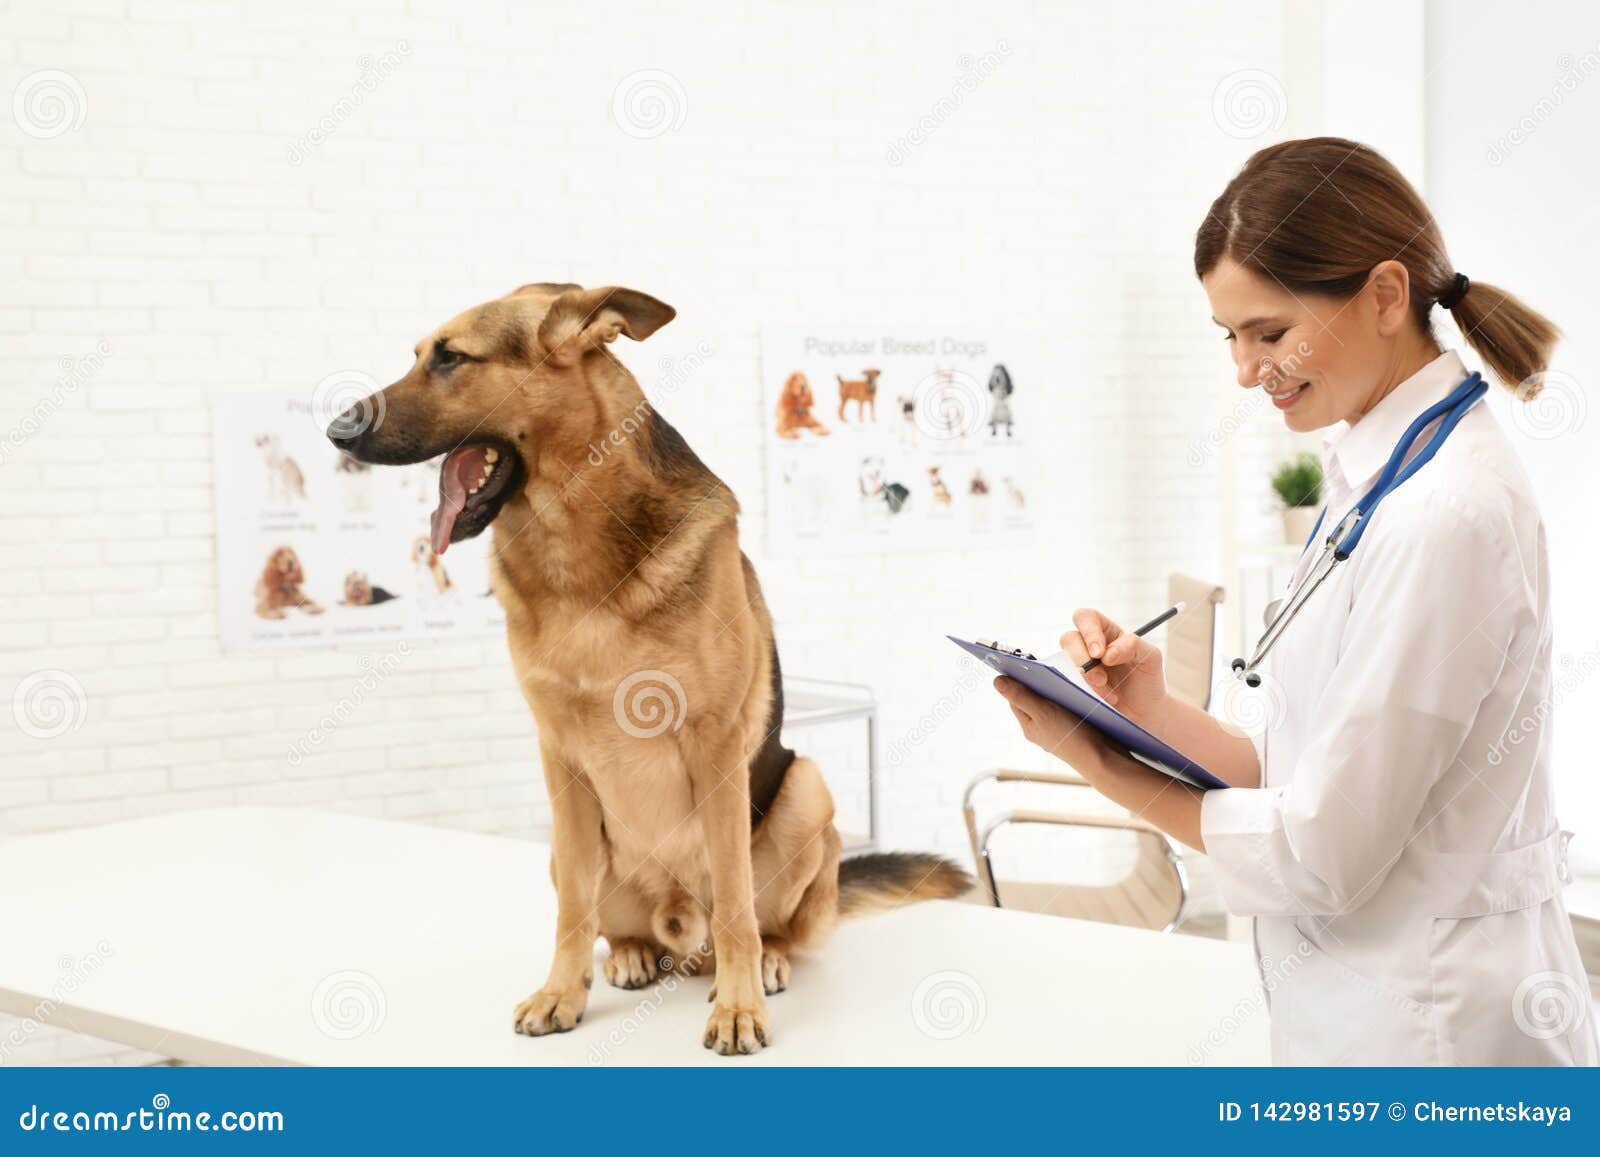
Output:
[{"xmin": 1200, "ymin": 493, "xmax": 1523, "ymax": 916}]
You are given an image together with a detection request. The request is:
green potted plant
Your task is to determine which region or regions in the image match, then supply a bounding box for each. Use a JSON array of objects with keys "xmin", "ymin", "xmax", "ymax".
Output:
[{"xmin": 1271, "ymin": 452, "xmax": 1323, "ymax": 545}]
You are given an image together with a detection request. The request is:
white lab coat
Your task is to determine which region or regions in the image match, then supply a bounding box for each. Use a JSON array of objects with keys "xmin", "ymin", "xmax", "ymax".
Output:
[{"xmin": 1203, "ymin": 350, "xmax": 1598, "ymax": 1066}]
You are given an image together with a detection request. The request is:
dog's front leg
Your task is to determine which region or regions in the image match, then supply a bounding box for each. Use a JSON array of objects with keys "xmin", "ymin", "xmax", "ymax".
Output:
[
  {"xmin": 693, "ymin": 742, "xmax": 768, "ymax": 1055},
  {"xmin": 514, "ymin": 750, "xmax": 602, "ymax": 1037}
]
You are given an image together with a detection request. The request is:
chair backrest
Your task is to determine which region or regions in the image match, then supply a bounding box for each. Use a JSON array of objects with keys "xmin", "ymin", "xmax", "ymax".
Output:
[
  {"xmin": 1164, "ymin": 574, "xmax": 1224, "ymax": 710},
  {"xmin": 963, "ymin": 771, "xmax": 1189, "ymax": 933}
]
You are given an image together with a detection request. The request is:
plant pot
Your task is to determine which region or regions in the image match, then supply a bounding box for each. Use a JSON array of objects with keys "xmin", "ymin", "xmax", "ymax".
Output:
[{"xmin": 1282, "ymin": 505, "xmax": 1321, "ymax": 547}]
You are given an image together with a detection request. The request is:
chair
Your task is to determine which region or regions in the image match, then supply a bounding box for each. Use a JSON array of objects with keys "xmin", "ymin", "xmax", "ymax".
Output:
[
  {"xmin": 1164, "ymin": 573, "xmax": 1225, "ymax": 710},
  {"xmin": 960, "ymin": 575, "xmax": 1225, "ymax": 932},
  {"xmin": 963, "ymin": 769, "xmax": 1190, "ymax": 931}
]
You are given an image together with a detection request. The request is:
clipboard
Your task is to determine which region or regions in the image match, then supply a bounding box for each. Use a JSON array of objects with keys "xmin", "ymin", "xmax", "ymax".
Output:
[{"xmin": 949, "ymin": 635, "xmax": 1228, "ymax": 791}]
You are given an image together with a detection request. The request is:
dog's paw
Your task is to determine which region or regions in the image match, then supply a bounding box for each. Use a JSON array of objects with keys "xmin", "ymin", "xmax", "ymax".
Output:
[
  {"xmin": 760, "ymin": 942, "xmax": 791, "ymax": 996},
  {"xmin": 603, "ymin": 938, "xmax": 667, "ymax": 990},
  {"xmin": 513, "ymin": 986, "xmax": 587, "ymax": 1036},
  {"xmin": 703, "ymin": 1001, "xmax": 769, "ymax": 1056}
]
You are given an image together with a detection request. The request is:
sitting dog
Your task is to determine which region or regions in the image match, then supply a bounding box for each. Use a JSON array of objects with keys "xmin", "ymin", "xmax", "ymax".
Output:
[
  {"xmin": 928, "ymin": 465, "xmax": 953, "ymax": 509},
  {"xmin": 836, "ymin": 368, "xmax": 880, "ymax": 423},
  {"xmin": 327, "ymin": 283, "xmax": 969, "ymax": 1055},
  {"xmin": 253, "ymin": 546, "xmax": 323, "ymax": 619},
  {"xmin": 411, "ymin": 535, "xmax": 454, "ymax": 604},
  {"xmin": 988, "ymin": 364, "xmax": 1015, "ymax": 438},
  {"xmin": 775, "ymin": 372, "xmax": 830, "ymax": 439},
  {"xmin": 256, "ymin": 434, "xmax": 307, "ymax": 502}
]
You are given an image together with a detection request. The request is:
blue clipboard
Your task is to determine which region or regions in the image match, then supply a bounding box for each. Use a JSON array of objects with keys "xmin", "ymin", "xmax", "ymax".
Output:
[{"xmin": 949, "ymin": 635, "xmax": 1228, "ymax": 791}]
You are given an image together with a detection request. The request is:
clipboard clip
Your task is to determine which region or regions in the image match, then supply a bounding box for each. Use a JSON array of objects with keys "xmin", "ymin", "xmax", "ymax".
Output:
[{"xmin": 979, "ymin": 639, "xmax": 1036, "ymax": 661}]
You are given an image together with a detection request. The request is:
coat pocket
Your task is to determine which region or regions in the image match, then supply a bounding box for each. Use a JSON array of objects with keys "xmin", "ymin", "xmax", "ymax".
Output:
[{"xmin": 1280, "ymin": 926, "xmax": 1437, "ymax": 1065}]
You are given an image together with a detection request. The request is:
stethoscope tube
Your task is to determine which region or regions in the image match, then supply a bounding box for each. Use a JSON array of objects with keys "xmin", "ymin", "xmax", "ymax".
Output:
[{"xmin": 1232, "ymin": 372, "xmax": 1488, "ymax": 687}]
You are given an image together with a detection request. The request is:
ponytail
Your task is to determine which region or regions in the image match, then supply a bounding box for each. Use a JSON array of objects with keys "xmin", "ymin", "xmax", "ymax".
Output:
[
  {"xmin": 1440, "ymin": 277, "xmax": 1561, "ymax": 395},
  {"xmin": 1196, "ymin": 137, "xmax": 1562, "ymax": 398}
]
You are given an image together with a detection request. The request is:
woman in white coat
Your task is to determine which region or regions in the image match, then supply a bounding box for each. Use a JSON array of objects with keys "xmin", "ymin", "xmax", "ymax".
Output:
[{"xmin": 996, "ymin": 137, "xmax": 1597, "ymax": 1066}]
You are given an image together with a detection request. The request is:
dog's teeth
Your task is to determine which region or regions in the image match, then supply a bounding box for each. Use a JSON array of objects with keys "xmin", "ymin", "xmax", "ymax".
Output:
[
  {"xmin": 481, "ymin": 464, "xmax": 493, "ymax": 478},
  {"xmin": 485, "ymin": 449, "xmax": 499, "ymax": 464}
]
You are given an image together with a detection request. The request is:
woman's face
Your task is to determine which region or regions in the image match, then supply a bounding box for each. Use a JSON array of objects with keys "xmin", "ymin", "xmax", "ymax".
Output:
[{"xmin": 1202, "ymin": 257, "xmax": 1397, "ymax": 433}]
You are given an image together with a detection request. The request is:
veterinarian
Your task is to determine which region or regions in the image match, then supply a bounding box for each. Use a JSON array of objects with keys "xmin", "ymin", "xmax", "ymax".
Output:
[{"xmin": 995, "ymin": 137, "xmax": 1597, "ymax": 1066}]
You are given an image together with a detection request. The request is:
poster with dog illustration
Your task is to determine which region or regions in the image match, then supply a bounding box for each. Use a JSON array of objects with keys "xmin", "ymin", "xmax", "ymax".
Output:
[
  {"xmin": 762, "ymin": 328, "xmax": 1034, "ymax": 556},
  {"xmin": 212, "ymin": 391, "xmax": 507, "ymax": 650}
]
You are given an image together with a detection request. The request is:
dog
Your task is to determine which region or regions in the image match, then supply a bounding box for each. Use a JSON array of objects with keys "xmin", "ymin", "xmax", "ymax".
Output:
[
  {"xmin": 775, "ymin": 372, "xmax": 830, "ymax": 439},
  {"xmin": 858, "ymin": 455, "xmax": 910, "ymax": 515},
  {"xmin": 327, "ymin": 282, "xmax": 969, "ymax": 1055},
  {"xmin": 256, "ymin": 434, "xmax": 306, "ymax": 502},
  {"xmin": 1004, "ymin": 475, "xmax": 1026, "ymax": 510},
  {"xmin": 253, "ymin": 546, "xmax": 323, "ymax": 619},
  {"xmin": 339, "ymin": 570, "xmax": 397, "ymax": 606},
  {"xmin": 411, "ymin": 535, "xmax": 454, "ymax": 602},
  {"xmin": 988, "ymin": 364, "xmax": 1014, "ymax": 438},
  {"xmin": 836, "ymin": 368, "xmax": 880, "ymax": 423},
  {"xmin": 927, "ymin": 465, "xmax": 953, "ymax": 509},
  {"xmin": 896, "ymin": 393, "xmax": 918, "ymax": 449},
  {"xmin": 335, "ymin": 452, "xmax": 373, "ymax": 512}
]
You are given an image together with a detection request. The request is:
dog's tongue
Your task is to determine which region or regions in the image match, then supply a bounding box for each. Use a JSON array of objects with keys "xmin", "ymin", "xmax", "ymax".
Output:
[{"xmin": 430, "ymin": 446, "xmax": 490, "ymax": 556}]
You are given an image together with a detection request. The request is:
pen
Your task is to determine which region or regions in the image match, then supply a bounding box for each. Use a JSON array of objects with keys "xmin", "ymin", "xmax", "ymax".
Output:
[{"xmin": 1080, "ymin": 602, "xmax": 1185, "ymax": 673}]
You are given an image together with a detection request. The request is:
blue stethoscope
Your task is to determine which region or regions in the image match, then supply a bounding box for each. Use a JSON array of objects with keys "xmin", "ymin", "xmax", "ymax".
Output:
[{"xmin": 1231, "ymin": 371, "xmax": 1488, "ymax": 687}]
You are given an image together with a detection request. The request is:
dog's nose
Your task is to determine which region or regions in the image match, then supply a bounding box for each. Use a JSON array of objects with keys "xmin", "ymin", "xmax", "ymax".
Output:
[{"xmin": 326, "ymin": 410, "xmax": 363, "ymax": 451}]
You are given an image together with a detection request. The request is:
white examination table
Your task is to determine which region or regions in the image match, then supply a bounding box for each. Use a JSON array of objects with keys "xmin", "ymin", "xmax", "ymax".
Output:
[{"xmin": 0, "ymin": 808, "xmax": 1268, "ymax": 1065}]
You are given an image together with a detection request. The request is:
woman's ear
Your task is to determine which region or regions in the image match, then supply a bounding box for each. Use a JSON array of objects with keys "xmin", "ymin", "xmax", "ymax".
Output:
[
  {"xmin": 1368, "ymin": 259, "xmax": 1413, "ymax": 336},
  {"xmin": 536, "ymin": 286, "xmax": 676, "ymax": 366}
]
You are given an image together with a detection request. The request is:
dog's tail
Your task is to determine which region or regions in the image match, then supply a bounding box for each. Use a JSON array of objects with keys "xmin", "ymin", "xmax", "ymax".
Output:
[{"xmin": 837, "ymin": 851, "xmax": 974, "ymax": 920}]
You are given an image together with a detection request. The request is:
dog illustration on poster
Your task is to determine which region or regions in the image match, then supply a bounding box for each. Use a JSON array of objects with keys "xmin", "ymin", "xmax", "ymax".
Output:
[{"xmin": 775, "ymin": 372, "xmax": 831, "ymax": 439}]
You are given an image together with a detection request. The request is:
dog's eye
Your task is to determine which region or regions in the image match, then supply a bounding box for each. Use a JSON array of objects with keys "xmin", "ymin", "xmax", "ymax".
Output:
[{"xmin": 433, "ymin": 346, "xmax": 466, "ymax": 371}]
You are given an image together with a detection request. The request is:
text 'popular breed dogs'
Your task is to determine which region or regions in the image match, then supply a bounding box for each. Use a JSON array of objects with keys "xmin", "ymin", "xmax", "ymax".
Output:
[{"xmin": 328, "ymin": 283, "xmax": 970, "ymax": 1055}]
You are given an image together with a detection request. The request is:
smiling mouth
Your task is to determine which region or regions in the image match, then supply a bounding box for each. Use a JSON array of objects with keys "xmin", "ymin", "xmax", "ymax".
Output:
[
  {"xmin": 430, "ymin": 441, "xmax": 522, "ymax": 554},
  {"xmin": 1269, "ymin": 381, "xmax": 1309, "ymax": 409}
]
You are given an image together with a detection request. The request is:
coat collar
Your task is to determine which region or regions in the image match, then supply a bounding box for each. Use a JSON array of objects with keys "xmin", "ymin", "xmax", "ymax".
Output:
[{"xmin": 1320, "ymin": 350, "xmax": 1469, "ymax": 492}]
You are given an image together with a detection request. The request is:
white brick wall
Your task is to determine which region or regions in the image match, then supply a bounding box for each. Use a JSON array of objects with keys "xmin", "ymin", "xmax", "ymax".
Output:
[{"xmin": 0, "ymin": 0, "xmax": 1287, "ymax": 1062}]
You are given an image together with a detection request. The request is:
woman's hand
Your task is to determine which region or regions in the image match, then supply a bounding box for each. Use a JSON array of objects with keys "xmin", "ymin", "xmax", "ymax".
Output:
[
  {"xmin": 1061, "ymin": 608, "xmax": 1170, "ymax": 725},
  {"xmin": 993, "ymin": 675, "xmax": 1119, "ymax": 781}
]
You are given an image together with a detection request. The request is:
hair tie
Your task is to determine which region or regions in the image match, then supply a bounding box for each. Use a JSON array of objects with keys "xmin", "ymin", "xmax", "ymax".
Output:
[{"xmin": 1438, "ymin": 272, "xmax": 1470, "ymax": 310}]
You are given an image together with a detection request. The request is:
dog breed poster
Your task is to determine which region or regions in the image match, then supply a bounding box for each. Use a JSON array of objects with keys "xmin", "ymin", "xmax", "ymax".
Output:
[
  {"xmin": 212, "ymin": 391, "xmax": 505, "ymax": 649},
  {"xmin": 763, "ymin": 327, "xmax": 1035, "ymax": 555}
]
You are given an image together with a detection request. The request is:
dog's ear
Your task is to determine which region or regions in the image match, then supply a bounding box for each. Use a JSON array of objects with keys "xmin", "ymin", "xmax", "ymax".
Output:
[{"xmin": 537, "ymin": 286, "xmax": 675, "ymax": 366}]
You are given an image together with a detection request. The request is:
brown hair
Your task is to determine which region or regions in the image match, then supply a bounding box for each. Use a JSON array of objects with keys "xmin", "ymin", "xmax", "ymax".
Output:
[{"xmin": 1194, "ymin": 137, "xmax": 1559, "ymax": 393}]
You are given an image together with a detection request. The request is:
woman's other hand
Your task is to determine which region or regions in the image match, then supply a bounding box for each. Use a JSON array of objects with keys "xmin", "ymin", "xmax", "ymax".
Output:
[{"xmin": 1061, "ymin": 608, "xmax": 1169, "ymax": 723}]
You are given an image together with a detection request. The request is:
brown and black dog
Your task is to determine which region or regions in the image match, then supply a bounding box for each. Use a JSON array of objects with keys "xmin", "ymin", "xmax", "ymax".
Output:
[{"xmin": 328, "ymin": 283, "xmax": 969, "ymax": 1055}]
